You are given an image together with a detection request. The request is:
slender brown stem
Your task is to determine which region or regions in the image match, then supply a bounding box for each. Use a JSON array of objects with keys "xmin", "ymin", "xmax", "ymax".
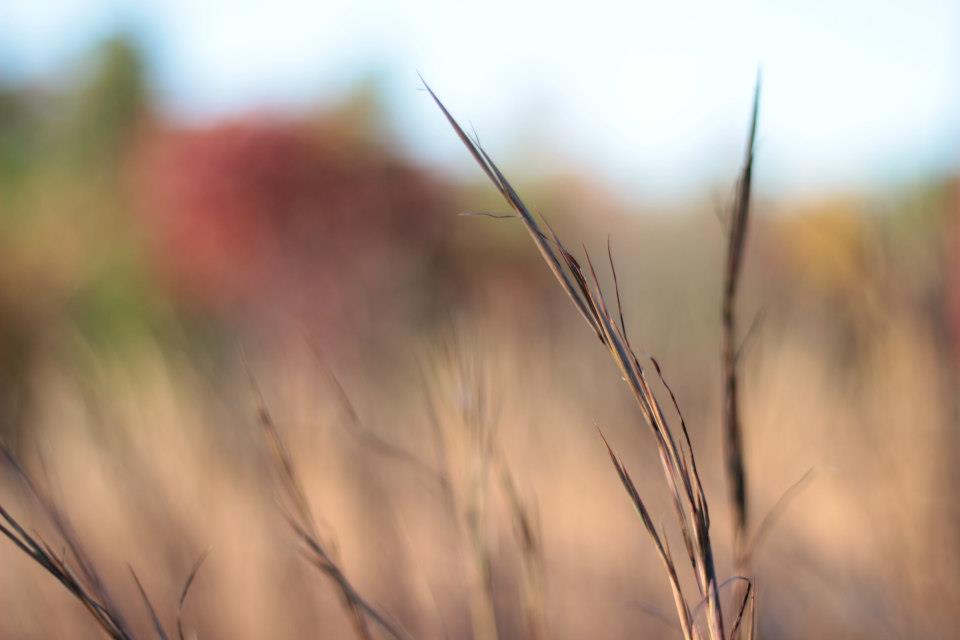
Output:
[
  {"xmin": 722, "ymin": 74, "xmax": 761, "ymax": 574},
  {"xmin": 243, "ymin": 357, "xmax": 411, "ymax": 640}
]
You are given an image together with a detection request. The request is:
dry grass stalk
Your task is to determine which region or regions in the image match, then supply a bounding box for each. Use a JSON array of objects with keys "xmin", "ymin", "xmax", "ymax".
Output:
[
  {"xmin": 176, "ymin": 551, "xmax": 209, "ymax": 640},
  {"xmin": 432, "ymin": 334, "xmax": 547, "ymax": 640},
  {"xmin": 0, "ymin": 444, "xmax": 137, "ymax": 640},
  {"xmin": 715, "ymin": 80, "xmax": 815, "ymax": 634},
  {"xmin": 318, "ymin": 338, "xmax": 547, "ymax": 640},
  {"xmin": 721, "ymin": 74, "xmax": 760, "ymax": 573},
  {"xmin": 243, "ymin": 364, "xmax": 412, "ymax": 640},
  {"xmin": 446, "ymin": 334, "xmax": 502, "ymax": 640},
  {"xmin": 496, "ymin": 456, "xmax": 545, "ymax": 640},
  {"xmin": 0, "ymin": 440, "xmax": 209, "ymax": 640},
  {"xmin": 0, "ymin": 503, "xmax": 135, "ymax": 640},
  {"xmin": 313, "ymin": 349, "xmax": 498, "ymax": 640},
  {"xmin": 424, "ymin": 79, "xmax": 729, "ymax": 640},
  {"xmin": 129, "ymin": 567, "xmax": 170, "ymax": 640}
]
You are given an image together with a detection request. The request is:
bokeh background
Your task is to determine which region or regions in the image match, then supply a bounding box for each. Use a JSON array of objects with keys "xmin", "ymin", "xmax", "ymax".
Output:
[{"xmin": 1, "ymin": 2, "xmax": 959, "ymax": 638}]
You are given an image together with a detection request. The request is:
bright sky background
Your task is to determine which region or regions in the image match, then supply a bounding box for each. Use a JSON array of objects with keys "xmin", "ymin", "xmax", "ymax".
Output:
[{"xmin": 1, "ymin": 0, "xmax": 958, "ymax": 200}]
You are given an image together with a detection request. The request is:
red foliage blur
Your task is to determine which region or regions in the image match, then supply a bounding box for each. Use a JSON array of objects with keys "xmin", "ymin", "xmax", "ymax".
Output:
[{"xmin": 134, "ymin": 117, "xmax": 453, "ymax": 334}]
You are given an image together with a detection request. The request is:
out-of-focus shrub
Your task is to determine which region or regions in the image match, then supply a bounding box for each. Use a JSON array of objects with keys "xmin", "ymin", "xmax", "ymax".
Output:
[{"xmin": 134, "ymin": 117, "xmax": 454, "ymax": 338}]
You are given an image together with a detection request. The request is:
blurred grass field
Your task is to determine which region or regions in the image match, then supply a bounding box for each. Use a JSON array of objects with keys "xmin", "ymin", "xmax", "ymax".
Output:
[{"xmin": 0, "ymin": 36, "xmax": 959, "ymax": 639}]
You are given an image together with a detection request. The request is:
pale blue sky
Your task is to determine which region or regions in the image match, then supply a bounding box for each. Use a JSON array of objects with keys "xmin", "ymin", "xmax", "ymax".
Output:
[{"xmin": 2, "ymin": 0, "xmax": 958, "ymax": 199}]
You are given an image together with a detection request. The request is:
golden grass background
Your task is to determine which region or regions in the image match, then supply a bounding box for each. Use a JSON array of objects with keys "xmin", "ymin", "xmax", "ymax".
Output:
[
  {"xmin": 1, "ymin": 37, "xmax": 958, "ymax": 639},
  {"xmin": 2, "ymin": 204, "xmax": 958, "ymax": 638}
]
